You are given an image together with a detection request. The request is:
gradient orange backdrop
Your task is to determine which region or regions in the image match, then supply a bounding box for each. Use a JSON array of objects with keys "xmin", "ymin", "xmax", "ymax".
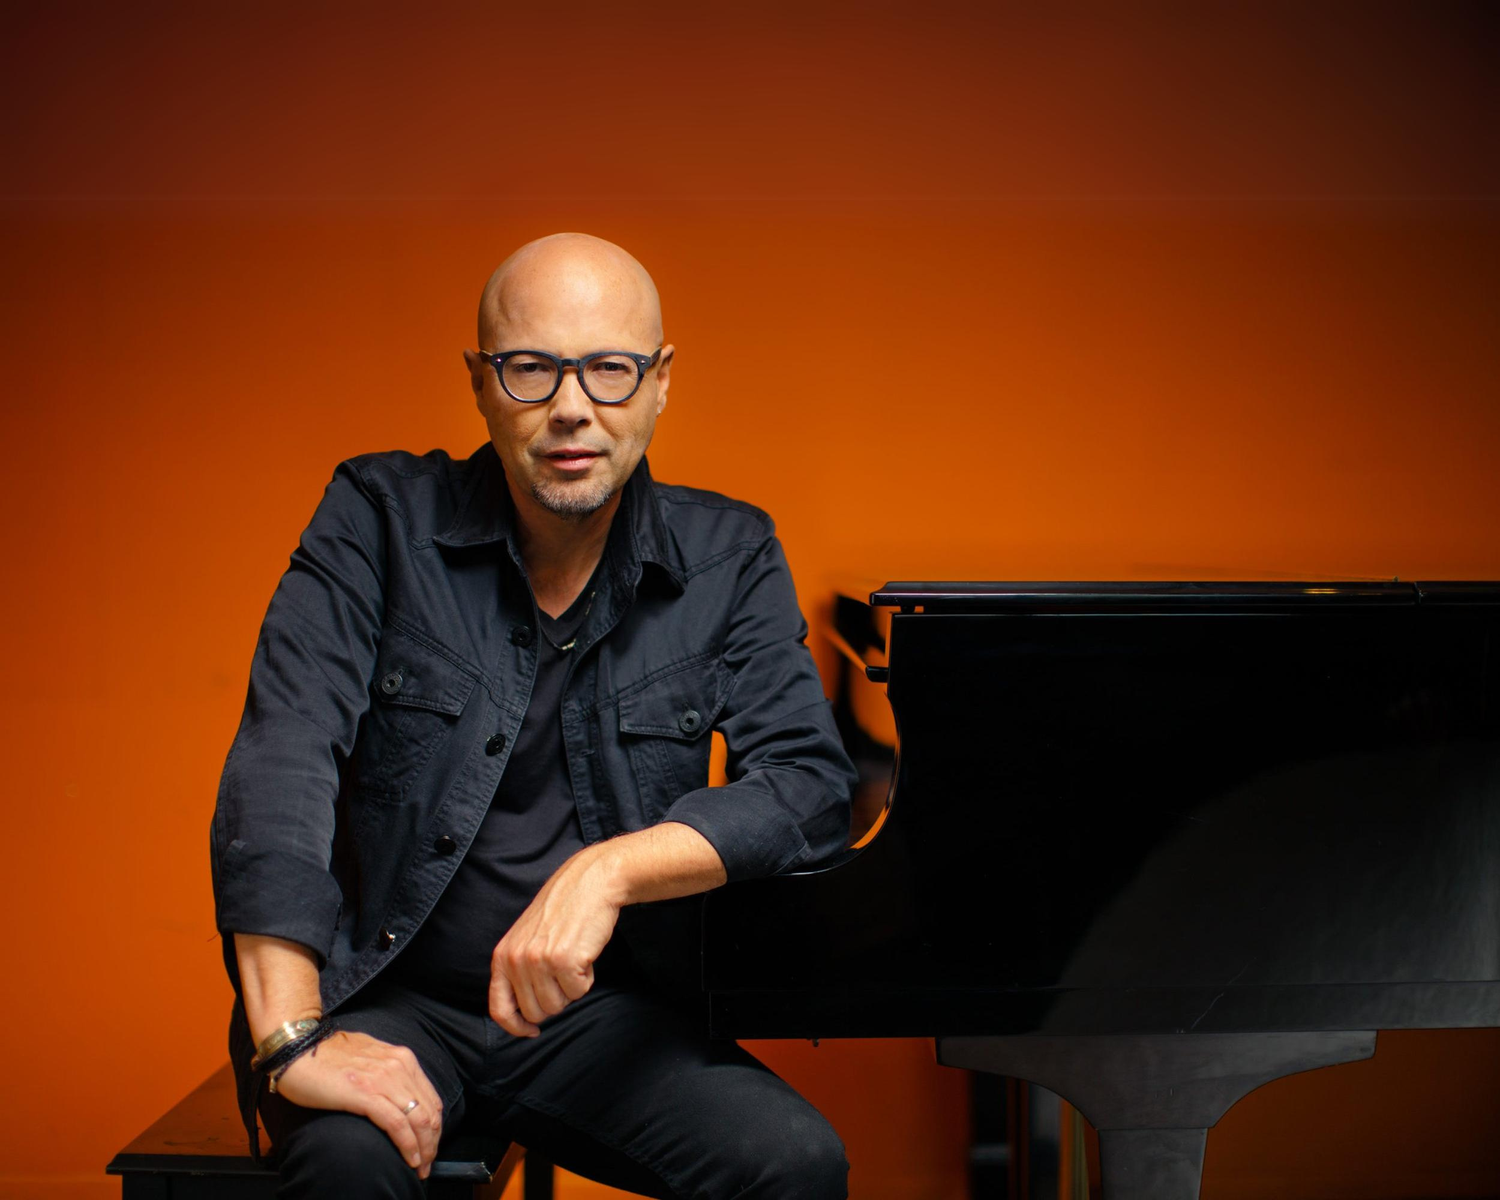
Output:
[{"xmin": 3, "ymin": 4, "xmax": 1499, "ymax": 1198}]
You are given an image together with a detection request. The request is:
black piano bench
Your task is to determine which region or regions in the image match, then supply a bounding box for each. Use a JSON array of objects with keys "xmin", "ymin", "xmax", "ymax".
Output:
[{"xmin": 106, "ymin": 1063, "xmax": 555, "ymax": 1199}]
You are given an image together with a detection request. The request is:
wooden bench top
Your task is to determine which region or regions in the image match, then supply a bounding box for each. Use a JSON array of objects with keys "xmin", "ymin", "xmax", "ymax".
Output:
[{"xmin": 107, "ymin": 1062, "xmax": 522, "ymax": 1188}]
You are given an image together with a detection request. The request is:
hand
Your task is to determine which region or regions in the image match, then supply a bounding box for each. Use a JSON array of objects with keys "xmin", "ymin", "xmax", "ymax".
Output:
[
  {"xmin": 489, "ymin": 843, "xmax": 624, "ymax": 1037},
  {"xmin": 272, "ymin": 1030, "xmax": 445, "ymax": 1179}
]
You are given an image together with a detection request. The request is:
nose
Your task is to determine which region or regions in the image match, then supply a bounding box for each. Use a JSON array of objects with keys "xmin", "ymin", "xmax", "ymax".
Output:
[{"xmin": 548, "ymin": 366, "xmax": 594, "ymax": 425}]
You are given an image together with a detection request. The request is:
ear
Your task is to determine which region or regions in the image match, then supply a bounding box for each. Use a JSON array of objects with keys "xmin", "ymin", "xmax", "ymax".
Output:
[
  {"xmin": 462, "ymin": 349, "xmax": 487, "ymax": 402},
  {"xmin": 653, "ymin": 344, "xmax": 675, "ymax": 415}
]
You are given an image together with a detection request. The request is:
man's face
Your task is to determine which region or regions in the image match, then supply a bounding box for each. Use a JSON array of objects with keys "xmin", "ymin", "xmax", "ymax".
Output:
[{"xmin": 466, "ymin": 266, "xmax": 672, "ymax": 522}]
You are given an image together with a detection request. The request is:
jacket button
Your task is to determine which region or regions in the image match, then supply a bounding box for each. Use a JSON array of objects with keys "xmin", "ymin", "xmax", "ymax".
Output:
[
  {"xmin": 678, "ymin": 708, "xmax": 702, "ymax": 734},
  {"xmin": 377, "ymin": 928, "xmax": 395, "ymax": 950},
  {"xmin": 510, "ymin": 626, "xmax": 534, "ymax": 647},
  {"xmin": 433, "ymin": 834, "xmax": 457, "ymax": 855},
  {"xmin": 485, "ymin": 732, "xmax": 507, "ymax": 755},
  {"xmin": 379, "ymin": 671, "xmax": 403, "ymax": 695}
]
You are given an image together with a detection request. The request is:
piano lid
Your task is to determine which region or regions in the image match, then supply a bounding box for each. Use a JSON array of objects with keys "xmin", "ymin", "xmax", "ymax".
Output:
[
  {"xmin": 862, "ymin": 580, "xmax": 1500, "ymax": 612},
  {"xmin": 709, "ymin": 575, "xmax": 1500, "ymax": 1041}
]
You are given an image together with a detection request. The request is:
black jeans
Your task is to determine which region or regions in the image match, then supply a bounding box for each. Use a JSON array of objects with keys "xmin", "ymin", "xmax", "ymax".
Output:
[{"xmin": 258, "ymin": 949, "xmax": 847, "ymax": 1199}]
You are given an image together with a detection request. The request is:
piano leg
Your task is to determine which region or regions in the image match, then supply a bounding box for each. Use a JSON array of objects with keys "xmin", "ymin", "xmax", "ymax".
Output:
[
  {"xmin": 1096, "ymin": 1129, "xmax": 1206, "ymax": 1198},
  {"xmin": 937, "ymin": 1031, "xmax": 1376, "ymax": 1200}
]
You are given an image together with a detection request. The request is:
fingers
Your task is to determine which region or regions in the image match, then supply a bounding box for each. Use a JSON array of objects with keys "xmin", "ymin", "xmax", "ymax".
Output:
[
  {"xmin": 489, "ymin": 944, "xmax": 597, "ymax": 1034},
  {"xmin": 489, "ymin": 968, "xmax": 540, "ymax": 1038},
  {"xmin": 393, "ymin": 1045, "xmax": 444, "ymax": 1168},
  {"xmin": 509, "ymin": 963, "xmax": 547, "ymax": 1028},
  {"xmin": 559, "ymin": 960, "xmax": 595, "ymax": 1002},
  {"xmin": 527, "ymin": 970, "xmax": 572, "ymax": 1019},
  {"xmin": 359, "ymin": 1056, "xmax": 443, "ymax": 1178},
  {"xmin": 483, "ymin": 860, "xmax": 621, "ymax": 1037},
  {"xmin": 361, "ymin": 1093, "xmax": 427, "ymax": 1177},
  {"xmin": 489, "ymin": 907, "xmax": 610, "ymax": 1036},
  {"xmin": 404, "ymin": 1048, "xmax": 445, "ymax": 1125},
  {"xmin": 271, "ymin": 1031, "xmax": 445, "ymax": 1179}
]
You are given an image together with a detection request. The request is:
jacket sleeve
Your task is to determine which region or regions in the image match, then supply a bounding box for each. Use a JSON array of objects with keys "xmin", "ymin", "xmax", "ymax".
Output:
[
  {"xmin": 662, "ymin": 521, "xmax": 857, "ymax": 880},
  {"xmin": 209, "ymin": 459, "xmax": 386, "ymax": 966}
]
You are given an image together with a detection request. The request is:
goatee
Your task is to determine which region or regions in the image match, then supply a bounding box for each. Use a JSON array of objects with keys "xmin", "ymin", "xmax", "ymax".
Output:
[{"xmin": 530, "ymin": 478, "xmax": 616, "ymax": 519}]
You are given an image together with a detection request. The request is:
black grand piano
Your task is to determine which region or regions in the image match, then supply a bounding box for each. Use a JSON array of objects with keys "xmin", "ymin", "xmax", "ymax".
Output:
[{"xmin": 701, "ymin": 580, "xmax": 1500, "ymax": 1199}]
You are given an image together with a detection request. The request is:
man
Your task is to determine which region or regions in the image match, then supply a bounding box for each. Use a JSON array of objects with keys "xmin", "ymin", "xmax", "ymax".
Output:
[{"xmin": 210, "ymin": 232, "xmax": 858, "ymax": 1198}]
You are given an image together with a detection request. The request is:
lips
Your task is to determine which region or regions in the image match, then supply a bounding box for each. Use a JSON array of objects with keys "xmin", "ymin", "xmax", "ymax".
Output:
[{"xmin": 541, "ymin": 448, "xmax": 602, "ymax": 470}]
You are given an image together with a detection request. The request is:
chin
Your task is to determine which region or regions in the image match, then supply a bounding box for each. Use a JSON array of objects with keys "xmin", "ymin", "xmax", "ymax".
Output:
[{"xmin": 530, "ymin": 478, "xmax": 616, "ymax": 518}]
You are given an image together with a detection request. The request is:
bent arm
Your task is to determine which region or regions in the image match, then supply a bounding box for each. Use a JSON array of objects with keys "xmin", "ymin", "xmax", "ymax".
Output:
[
  {"xmin": 663, "ymin": 522, "xmax": 857, "ymax": 878},
  {"xmin": 214, "ymin": 467, "xmax": 448, "ymax": 1175},
  {"xmin": 489, "ymin": 521, "xmax": 856, "ymax": 1035},
  {"xmin": 210, "ymin": 458, "xmax": 387, "ymax": 966}
]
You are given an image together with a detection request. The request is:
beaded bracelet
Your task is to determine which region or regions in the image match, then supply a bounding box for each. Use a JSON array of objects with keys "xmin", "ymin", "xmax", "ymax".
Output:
[
  {"xmin": 254, "ymin": 1019, "xmax": 338, "ymax": 1092},
  {"xmin": 249, "ymin": 1019, "xmax": 320, "ymax": 1071}
]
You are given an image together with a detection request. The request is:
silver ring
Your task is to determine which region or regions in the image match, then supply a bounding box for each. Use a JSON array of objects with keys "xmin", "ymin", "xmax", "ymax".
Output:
[{"xmin": 404, "ymin": 1099, "xmax": 420, "ymax": 1113}]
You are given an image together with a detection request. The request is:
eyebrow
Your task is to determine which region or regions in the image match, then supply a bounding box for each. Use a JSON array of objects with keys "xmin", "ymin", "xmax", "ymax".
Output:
[{"xmin": 485, "ymin": 347, "xmax": 645, "ymax": 357}]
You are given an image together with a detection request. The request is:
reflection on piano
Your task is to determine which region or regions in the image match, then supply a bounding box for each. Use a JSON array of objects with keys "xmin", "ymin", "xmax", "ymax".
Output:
[{"xmin": 702, "ymin": 581, "xmax": 1500, "ymax": 1199}]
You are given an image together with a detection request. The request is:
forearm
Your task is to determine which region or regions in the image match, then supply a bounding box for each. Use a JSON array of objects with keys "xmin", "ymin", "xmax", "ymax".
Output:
[
  {"xmin": 582, "ymin": 820, "xmax": 728, "ymax": 909},
  {"xmin": 233, "ymin": 931, "xmax": 324, "ymax": 1045},
  {"xmin": 235, "ymin": 931, "xmax": 444, "ymax": 1176}
]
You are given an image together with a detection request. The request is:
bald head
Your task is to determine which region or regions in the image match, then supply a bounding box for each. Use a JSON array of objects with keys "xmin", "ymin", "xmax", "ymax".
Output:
[
  {"xmin": 465, "ymin": 233, "xmax": 674, "ymax": 527},
  {"xmin": 478, "ymin": 232, "xmax": 663, "ymax": 352}
]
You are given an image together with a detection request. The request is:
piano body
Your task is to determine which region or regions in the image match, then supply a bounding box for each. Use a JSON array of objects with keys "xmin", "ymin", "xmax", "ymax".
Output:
[{"xmin": 701, "ymin": 581, "xmax": 1500, "ymax": 1199}]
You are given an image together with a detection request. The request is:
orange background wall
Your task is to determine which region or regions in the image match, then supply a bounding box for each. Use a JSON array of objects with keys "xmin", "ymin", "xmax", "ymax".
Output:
[{"xmin": 3, "ymin": 4, "xmax": 1498, "ymax": 1198}]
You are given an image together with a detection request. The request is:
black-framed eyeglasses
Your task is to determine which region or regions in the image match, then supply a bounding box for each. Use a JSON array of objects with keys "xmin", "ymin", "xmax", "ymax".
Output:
[{"xmin": 481, "ymin": 347, "xmax": 663, "ymax": 405}]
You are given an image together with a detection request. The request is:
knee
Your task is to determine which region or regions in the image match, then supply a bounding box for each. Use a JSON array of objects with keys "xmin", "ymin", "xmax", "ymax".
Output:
[
  {"xmin": 273, "ymin": 1110, "xmax": 422, "ymax": 1200},
  {"xmin": 788, "ymin": 1117, "xmax": 849, "ymax": 1199},
  {"xmin": 744, "ymin": 1105, "xmax": 849, "ymax": 1200}
]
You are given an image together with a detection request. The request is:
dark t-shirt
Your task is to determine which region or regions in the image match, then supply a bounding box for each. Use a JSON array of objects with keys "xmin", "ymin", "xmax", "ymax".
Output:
[{"xmin": 388, "ymin": 555, "xmax": 605, "ymax": 1009}]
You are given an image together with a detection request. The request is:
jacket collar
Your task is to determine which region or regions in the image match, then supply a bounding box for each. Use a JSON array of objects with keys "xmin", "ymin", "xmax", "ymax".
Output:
[{"xmin": 434, "ymin": 441, "xmax": 687, "ymax": 594}]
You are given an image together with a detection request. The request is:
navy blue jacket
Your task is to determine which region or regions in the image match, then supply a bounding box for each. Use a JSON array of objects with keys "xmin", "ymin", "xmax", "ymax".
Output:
[{"xmin": 210, "ymin": 439, "xmax": 855, "ymax": 1035}]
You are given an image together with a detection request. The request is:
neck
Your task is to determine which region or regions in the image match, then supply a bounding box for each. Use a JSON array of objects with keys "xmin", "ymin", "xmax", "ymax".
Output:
[{"xmin": 507, "ymin": 482, "xmax": 621, "ymax": 618}]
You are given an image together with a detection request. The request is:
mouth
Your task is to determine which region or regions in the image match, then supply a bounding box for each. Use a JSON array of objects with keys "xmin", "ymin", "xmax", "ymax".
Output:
[{"xmin": 541, "ymin": 448, "xmax": 603, "ymax": 472}]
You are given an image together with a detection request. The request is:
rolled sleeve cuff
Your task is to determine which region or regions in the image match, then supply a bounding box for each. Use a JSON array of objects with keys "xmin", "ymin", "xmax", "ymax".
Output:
[
  {"xmin": 213, "ymin": 839, "xmax": 342, "ymax": 967},
  {"xmin": 663, "ymin": 783, "xmax": 811, "ymax": 882}
]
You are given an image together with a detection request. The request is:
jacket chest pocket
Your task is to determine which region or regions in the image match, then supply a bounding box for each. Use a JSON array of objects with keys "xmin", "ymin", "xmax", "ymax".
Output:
[
  {"xmin": 617, "ymin": 657, "xmax": 734, "ymax": 812},
  {"xmin": 354, "ymin": 628, "xmax": 478, "ymax": 801}
]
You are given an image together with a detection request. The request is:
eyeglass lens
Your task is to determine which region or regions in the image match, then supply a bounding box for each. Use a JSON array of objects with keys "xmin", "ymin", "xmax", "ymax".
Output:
[{"xmin": 502, "ymin": 354, "xmax": 641, "ymax": 402}]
